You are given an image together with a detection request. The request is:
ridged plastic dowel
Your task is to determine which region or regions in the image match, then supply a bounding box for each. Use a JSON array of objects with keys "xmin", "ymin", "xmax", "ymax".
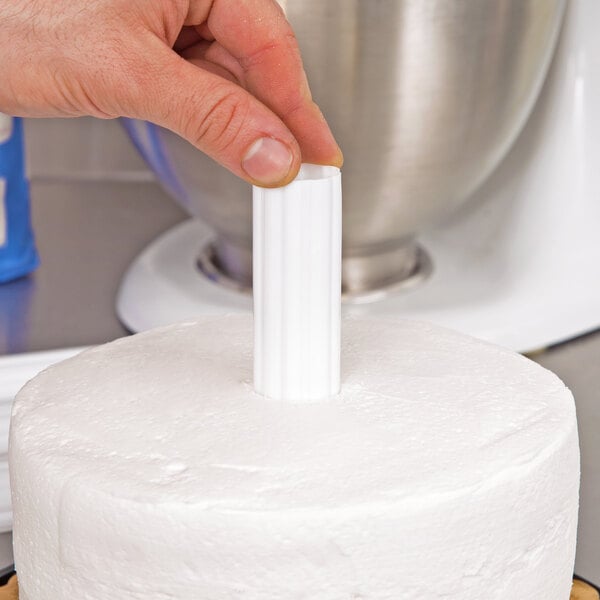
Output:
[{"xmin": 253, "ymin": 164, "xmax": 342, "ymax": 402}]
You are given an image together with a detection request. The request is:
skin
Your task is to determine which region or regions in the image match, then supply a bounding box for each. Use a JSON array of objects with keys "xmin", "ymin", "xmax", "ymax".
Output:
[{"xmin": 0, "ymin": 0, "xmax": 343, "ymax": 187}]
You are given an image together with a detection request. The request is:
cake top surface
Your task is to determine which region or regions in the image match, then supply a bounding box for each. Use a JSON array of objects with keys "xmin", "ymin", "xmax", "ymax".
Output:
[{"xmin": 11, "ymin": 316, "xmax": 576, "ymax": 512}]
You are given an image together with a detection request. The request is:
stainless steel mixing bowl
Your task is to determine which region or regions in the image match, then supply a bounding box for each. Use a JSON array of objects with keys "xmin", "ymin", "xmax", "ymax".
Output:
[{"xmin": 123, "ymin": 0, "xmax": 566, "ymax": 298}]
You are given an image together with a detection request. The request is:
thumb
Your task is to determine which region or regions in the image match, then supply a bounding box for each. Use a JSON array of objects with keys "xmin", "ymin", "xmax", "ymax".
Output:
[{"xmin": 125, "ymin": 45, "xmax": 302, "ymax": 187}]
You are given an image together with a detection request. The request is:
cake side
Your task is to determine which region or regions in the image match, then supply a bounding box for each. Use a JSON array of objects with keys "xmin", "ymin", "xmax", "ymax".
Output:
[{"xmin": 9, "ymin": 316, "xmax": 579, "ymax": 599}]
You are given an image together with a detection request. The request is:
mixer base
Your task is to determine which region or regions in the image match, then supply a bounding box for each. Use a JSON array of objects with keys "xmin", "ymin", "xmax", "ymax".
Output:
[{"xmin": 116, "ymin": 206, "xmax": 600, "ymax": 354}]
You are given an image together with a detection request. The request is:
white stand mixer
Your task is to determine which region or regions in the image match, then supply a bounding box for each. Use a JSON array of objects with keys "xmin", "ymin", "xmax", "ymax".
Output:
[{"xmin": 117, "ymin": 0, "xmax": 599, "ymax": 353}]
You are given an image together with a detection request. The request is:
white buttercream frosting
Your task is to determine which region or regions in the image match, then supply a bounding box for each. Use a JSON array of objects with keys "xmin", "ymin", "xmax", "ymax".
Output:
[{"xmin": 9, "ymin": 317, "xmax": 579, "ymax": 599}]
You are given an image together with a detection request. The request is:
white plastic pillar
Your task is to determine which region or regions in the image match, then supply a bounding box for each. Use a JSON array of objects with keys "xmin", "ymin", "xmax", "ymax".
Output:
[{"xmin": 253, "ymin": 164, "xmax": 342, "ymax": 402}]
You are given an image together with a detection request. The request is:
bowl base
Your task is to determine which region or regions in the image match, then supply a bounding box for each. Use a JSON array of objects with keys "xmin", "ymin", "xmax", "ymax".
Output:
[{"xmin": 197, "ymin": 236, "xmax": 433, "ymax": 304}]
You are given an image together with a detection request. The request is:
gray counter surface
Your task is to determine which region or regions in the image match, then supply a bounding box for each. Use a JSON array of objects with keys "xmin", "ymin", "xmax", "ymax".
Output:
[{"xmin": 0, "ymin": 119, "xmax": 597, "ymax": 581}]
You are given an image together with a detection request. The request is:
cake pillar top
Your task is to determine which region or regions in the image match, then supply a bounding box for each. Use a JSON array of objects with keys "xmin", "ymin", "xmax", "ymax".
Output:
[{"xmin": 253, "ymin": 164, "xmax": 342, "ymax": 402}]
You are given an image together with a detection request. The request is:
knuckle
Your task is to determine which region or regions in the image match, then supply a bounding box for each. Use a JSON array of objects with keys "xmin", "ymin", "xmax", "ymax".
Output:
[
  {"xmin": 50, "ymin": 58, "xmax": 117, "ymax": 119},
  {"xmin": 188, "ymin": 89, "xmax": 250, "ymax": 152},
  {"xmin": 282, "ymin": 95, "xmax": 308, "ymax": 120},
  {"xmin": 240, "ymin": 31, "xmax": 298, "ymax": 72}
]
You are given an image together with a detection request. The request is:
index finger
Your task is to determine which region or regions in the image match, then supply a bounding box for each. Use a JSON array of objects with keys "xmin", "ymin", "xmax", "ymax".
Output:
[{"xmin": 203, "ymin": 0, "xmax": 342, "ymax": 166}]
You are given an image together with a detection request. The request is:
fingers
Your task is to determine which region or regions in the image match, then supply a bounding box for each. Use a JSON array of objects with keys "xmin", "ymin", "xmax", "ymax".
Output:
[
  {"xmin": 180, "ymin": 40, "xmax": 245, "ymax": 83},
  {"xmin": 174, "ymin": 27, "xmax": 203, "ymax": 53},
  {"xmin": 126, "ymin": 38, "xmax": 302, "ymax": 187},
  {"xmin": 202, "ymin": 0, "xmax": 343, "ymax": 167}
]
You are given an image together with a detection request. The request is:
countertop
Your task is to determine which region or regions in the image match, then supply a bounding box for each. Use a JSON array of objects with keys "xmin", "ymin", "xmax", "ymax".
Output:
[{"xmin": 0, "ymin": 119, "xmax": 597, "ymax": 581}]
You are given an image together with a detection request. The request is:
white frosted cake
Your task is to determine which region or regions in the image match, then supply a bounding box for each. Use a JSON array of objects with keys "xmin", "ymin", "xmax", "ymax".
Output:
[{"xmin": 9, "ymin": 317, "xmax": 579, "ymax": 599}]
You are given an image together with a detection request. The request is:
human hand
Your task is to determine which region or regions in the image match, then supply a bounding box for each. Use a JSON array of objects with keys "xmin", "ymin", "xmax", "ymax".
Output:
[{"xmin": 0, "ymin": 0, "xmax": 342, "ymax": 186}]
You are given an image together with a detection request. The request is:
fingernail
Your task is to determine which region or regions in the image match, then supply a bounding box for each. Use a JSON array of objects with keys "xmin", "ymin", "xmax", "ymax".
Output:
[{"xmin": 242, "ymin": 137, "xmax": 294, "ymax": 185}]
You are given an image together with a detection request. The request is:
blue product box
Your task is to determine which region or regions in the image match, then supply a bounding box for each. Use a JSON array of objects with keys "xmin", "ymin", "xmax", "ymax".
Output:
[{"xmin": 0, "ymin": 115, "xmax": 39, "ymax": 283}]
